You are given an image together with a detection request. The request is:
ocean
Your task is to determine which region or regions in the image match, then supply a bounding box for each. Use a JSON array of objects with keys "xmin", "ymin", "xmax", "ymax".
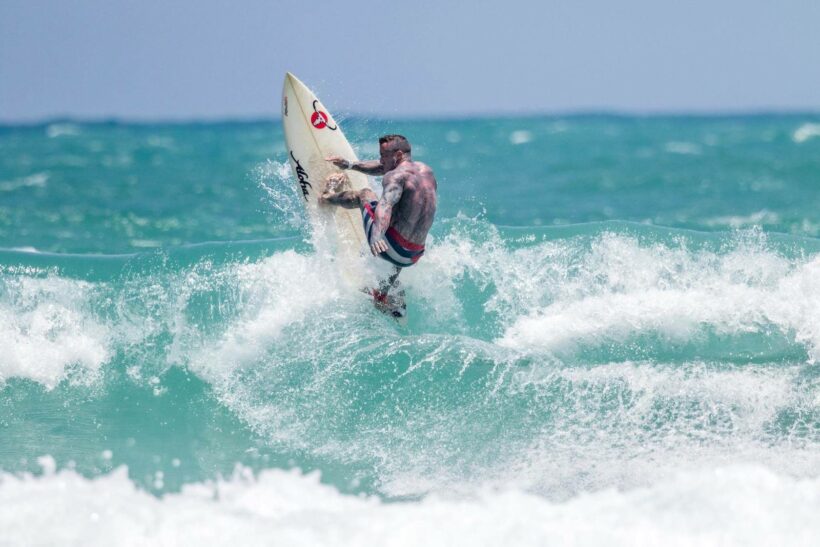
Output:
[{"xmin": 1, "ymin": 114, "xmax": 819, "ymax": 545}]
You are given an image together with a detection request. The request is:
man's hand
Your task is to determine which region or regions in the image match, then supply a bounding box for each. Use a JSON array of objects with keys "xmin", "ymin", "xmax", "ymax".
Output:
[
  {"xmin": 370, "ymin": 239, "xmax": 388, "ymax": 256},
  {"xmin": 326, "ymin": 156, "xmax": 352, "ymax": 170}
]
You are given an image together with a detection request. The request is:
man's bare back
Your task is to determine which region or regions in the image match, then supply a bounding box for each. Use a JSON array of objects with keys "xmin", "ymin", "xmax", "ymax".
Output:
[
  {"xmin": 321, "ymin": 134, "xmax": 437, "ymax": 266},
  {"xmin": 377, "ymin": 160, "xmax": 437, "ymax": 245}
]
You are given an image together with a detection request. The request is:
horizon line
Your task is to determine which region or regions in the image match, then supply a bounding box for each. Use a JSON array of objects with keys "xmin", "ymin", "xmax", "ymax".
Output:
[{"xmin": 2, "ymin": 108, "xmax": 820, "ymax": 127}]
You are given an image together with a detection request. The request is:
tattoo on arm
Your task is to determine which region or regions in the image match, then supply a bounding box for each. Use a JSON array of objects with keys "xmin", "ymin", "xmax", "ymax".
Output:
[
  {"xmin": 372, "ymin": 175, "xmax": 404, "ymax": 239},
  {"xmin": 322, "ymin": 190, "xmax": 361, "ymax": 209},
  {"xmin": 350, "ymin": 160, "xmax": 384, "ymax": 176}
]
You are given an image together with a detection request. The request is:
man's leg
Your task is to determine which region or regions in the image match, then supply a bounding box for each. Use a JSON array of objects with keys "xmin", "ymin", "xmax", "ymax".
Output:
[
  {"xmin": 358, "ymin": 188, "xmax": 378, "ymax": 208},
  {"xmin": 321, "ymin": 189, "xmax": 365, "ymax": 209},
  {"xmin": 320, "ymin": 173, "xmax": 377, "ymax": 209},
  {"xmin": 372, "ymin": 266, "xmax": 402, "ymax": 312},
  {"xmin": 386, "ymin": 266, "xmax": 401, "ymax": 288},
  {"xmin": 376, "ymin": 266, "xmax": 401, "ymax": 295}
]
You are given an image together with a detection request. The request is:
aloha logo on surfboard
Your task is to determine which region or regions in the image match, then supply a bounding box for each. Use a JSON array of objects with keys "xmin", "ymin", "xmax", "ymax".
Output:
[
  {"xmin": 289, "ymin": 151, "xmax": 312, "ymax": 200},
  {"xmin": 310, "ymin": 100, "xmax": 337, "ymax": 131}
]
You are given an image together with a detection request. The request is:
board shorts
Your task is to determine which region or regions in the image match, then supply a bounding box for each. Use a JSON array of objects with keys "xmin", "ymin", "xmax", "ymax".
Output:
[{"xmin": 362, "ymin": 201, "xmax": 425, "ymax": 268}]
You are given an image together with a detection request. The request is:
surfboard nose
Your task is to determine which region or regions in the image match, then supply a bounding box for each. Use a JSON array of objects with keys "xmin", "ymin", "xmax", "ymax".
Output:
[{"xmin": 284, "ymin": 72, "xmax": 304, "ymax": 88}]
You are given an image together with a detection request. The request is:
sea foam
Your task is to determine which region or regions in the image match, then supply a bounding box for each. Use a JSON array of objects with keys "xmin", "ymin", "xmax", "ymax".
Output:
[
  {"xmin": 0, "ymin": 463, "xmax": 818, "ymax": 547},
  {"xmin": 0, "ymin": 274, "xmax": 110, "ymax": 388},
  {"xmin": 495, "ymin": 232, "xmax": 820, "ymax": 361},
  {"xmin": 793, "ymin": 123, "xmax": 820, "ymax": 143}
]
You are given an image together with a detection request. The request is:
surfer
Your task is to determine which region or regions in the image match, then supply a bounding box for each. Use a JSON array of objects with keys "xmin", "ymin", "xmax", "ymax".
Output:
[{"xmin": 321, "ymin": 135, "xmax": 437, "ymax": 275}]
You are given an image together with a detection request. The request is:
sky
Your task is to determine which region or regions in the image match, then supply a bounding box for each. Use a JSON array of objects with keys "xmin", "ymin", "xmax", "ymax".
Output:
[{"xmin": 1, "ymin": 0, "xmax": 819, "ymax": 121}]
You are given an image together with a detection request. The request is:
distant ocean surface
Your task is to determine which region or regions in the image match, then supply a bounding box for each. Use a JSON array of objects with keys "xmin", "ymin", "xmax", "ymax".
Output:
[{"xmin": 1, "ymin": 115, "xmax": 819, "ymax": 545}]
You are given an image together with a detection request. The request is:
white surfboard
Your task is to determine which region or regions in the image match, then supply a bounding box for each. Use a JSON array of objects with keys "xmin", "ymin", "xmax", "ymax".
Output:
[{"xmin": 281, "ymin": 72, "xmax": 406, "ymax": 320}]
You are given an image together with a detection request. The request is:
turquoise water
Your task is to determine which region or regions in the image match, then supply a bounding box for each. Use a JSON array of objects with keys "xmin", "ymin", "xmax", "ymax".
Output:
[{"xmin": 1, "ymin": 115, "xmax": 820, "ymax": 543}]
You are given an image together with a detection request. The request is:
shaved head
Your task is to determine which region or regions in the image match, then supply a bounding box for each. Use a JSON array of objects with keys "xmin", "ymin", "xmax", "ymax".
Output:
[{"xmin": 379, "ymin": 134, "xmax": 411, "ymax": 154}]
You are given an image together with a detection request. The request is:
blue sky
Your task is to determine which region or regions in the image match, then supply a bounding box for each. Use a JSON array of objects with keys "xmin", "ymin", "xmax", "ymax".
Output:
[{"xmin": 1, "ymin": 0, "xmax": 819, "ymax": 121}]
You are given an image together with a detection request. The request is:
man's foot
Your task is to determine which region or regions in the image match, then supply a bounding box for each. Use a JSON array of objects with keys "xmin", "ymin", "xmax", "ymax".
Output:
[
  {"xmin": 318, "ymin": 172, "xmax": 350, "ymax": 203},
  {"xmin": 324, "ymin": 172, "xmax": 350, "ymax": 194}
]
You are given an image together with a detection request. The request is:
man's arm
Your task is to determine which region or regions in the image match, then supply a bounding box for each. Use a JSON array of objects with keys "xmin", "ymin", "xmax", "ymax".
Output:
[
  {"xmin": 326, "ymin": 156, "xmax": 384, "ymax": 176},
  {"xmin": 369, "ymin": 173, "xmax": 404, "ymax": 256},
  {"xmin": 351, "ymin": 160, "xmax": 385, "ymax": 176}
]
